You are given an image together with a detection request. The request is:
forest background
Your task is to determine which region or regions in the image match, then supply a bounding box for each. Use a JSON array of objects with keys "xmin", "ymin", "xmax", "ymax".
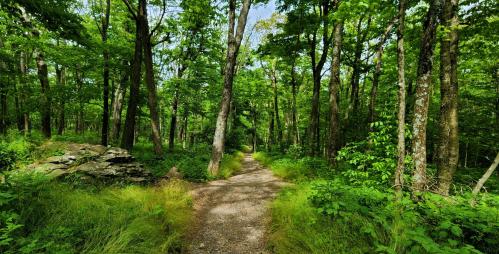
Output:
[{"xmin": 0, "ymin": 0, "xmax": 499, "ymax": 253}]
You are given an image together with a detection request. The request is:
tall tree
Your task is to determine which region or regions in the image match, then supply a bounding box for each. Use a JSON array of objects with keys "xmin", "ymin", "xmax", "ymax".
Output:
[
  {"xmin": 91, "ymin": 0, "xmax": 111, "ymax": 146},
  {"xmin": 435, "ymin": 0, "xmax": 459, "ymax": 195},
  {"xmin": 328, "ymin": 14, "xmax": 343, "ymax": 166},
  {"xmin": 394, "ymin": 0, "xmax": 407, "ymax": 200},
  {"xmin": 121, "ymin": 0, "xmax": 143, "ymax": 150},
  {"xmin": 367, "ymin": 17, "xmax": 396, "ymax": 137},
  {"xmin": 411, "ymin": 0, "xmax": 445, "ymax": 194},
  {"xmin": 140, "ymin": 0, "xmax": 164, "ymax": 155},
  {"xmin": 207, "ymin": 0, "xmax": 252, "ymax": 175}
]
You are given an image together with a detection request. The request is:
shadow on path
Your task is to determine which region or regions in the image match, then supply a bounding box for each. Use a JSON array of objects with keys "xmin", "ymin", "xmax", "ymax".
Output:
[{"xmin": 184, "ymin": 152, "xmax": 287, "ymax": 254}]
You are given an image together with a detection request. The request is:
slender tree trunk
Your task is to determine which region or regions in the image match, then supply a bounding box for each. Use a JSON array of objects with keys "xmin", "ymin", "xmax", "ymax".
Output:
[
  {"xmin": 368, "ymin": 18, "xmax": 396, "ymax": 135},
  {"xmin": 394, "ymin": 0, "xmax": 407, "ymax": 200},
  {"xmin": 110, "ymin": 72, "xmax": 127, "ymax": 142},
  {"xmin": 252, "ymin": 107, "xmax": 257, "ymax": 153},
  {"xmin": 182, "ymin": 115, "xmax": 187, "ymax": 150},
  {"xmin": 121, "ymin": 7, "xmax": 143, "ymax": 150},
  {"xmin": 435, "ymin": 0, "xmax": 459, "ymax": 195},
  {"xmin": 472, "ymin": 151, "xmax": 499, "ymax": 194},
  {"xmin": 328, "ymin": 20, "xmax": 343, "ymax": 166},
  {"xmin": 0, "ymin": 43, "xmax": 6, "ymax": 136},
  {"xmin": 292, "ymin": 80, "xmax": 298, "ymax": 145},
  {"xmin": 140, "ymin": 0, "xmax": 163, "ymax": 155},
  {"xmin": 58, "ymin": 68, "xmax": 66, "ymax": 135},
  {"xmin": 36, "ymin": 49, "xmax": 51, "ymax": 138},
  {"xmin": 100, "ymin": 0, "xmax": 111, "ymax": 146},
  {"xmin": 269, "ymin": 102, "xmax": 275, "ymax": 146},
  {"xmin": 270, "ymin": 60, "xmax": 282, "ymax": 143},
  {"xmin": 169, "ymin": 81, "xmax": 180, "ymax": 149},
  {"xmin": 411, "ymin": 0, "xmax": 445, "ymax": 194},
  {"xmin": 208, "ymin": 0, "xmax": 252, "ymax": 175},
  {"xmin": 308, "ymin": 1, "xmax": 332, "ymax": 158}
]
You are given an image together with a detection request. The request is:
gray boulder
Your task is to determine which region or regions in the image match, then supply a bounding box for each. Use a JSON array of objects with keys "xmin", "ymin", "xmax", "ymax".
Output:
[
  {"xmin": 75, "ymin": 161, "xmax": 153, "ymax": 182},
  {"xmin": 97, "ymin": 147, "xmax": 134, "ymax": 163},
  {"xmin": 27, "ymin": 143, "xmax": 153, "ymax": 183}
]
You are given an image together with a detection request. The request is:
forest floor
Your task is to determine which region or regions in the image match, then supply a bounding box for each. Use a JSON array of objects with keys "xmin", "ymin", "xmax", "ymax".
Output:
[{"xmin": 183, "ymin": 151, "xmax": 287, "ymax": 253}]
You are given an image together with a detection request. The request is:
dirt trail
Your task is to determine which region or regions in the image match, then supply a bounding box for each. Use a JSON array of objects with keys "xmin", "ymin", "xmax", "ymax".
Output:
[{"xmin": 184, "ymin": 152, "xmax": 287, "ymax": 253}]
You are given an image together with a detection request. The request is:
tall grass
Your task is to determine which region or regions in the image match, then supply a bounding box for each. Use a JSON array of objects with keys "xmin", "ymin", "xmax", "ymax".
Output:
[
  {"xmin": 269, "ymin": 184, "xmax": 390, "ymax": 253},
  {"xmin": 217, "ymin": 151, "xmax": 244, "ymax": 179},
  {"xmin": 252, "ymin": 152, "xmax": 275, "ymax": 167},
  {"xmin": 2, "ymin": 174, "xmax": 192, "ymax": 254}
]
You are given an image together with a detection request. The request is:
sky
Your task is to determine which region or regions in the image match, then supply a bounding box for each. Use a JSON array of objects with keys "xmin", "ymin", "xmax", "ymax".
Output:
[{"xmin": 247, "ymin": 0, "xmax": 276, "ymax": 27}]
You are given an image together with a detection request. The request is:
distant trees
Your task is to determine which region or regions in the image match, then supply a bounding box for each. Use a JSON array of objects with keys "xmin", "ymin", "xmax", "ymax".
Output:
[{"xmin": 0, "ymin": 0, "xmax": 498, "ymax": 196}]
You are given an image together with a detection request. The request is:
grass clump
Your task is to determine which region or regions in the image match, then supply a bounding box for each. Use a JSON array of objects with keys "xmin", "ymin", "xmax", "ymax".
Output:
[
  {"xmin": 0, "ymin": 171, "xmax": 192, "ymax": 254},
  {"xmin": 252, "ymin": 152, "xmax": 275, "ymax": 167},
  {"xmin": 269, "ymin": 183, "xmax": 388, "ymax": 253},
  {"xmin": 217, "ymin": 151, "xmax": 244, "ymax": 179}
]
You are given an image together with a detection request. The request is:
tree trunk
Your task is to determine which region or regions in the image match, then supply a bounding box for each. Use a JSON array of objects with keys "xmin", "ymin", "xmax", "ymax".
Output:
[
  {"xmin": 394, "ymin": 0, "xmax": 407, "ymax": 200},
  {"xmin": 472, "ymin": 151, "xmax": 499, "ymax": 194},
  {"xmin": 328, "ymin": 20, "xmax": 343, "ymax": 166},
  {"xmin": 121, "ymin": 7, "xmax": 143, "ymax": 150},
  {"xmin": 110, "ymin": 73, "xmax": 127, "ymax": 142},
  {"xmin": 182, "ymin": 115, "xmax": 187, "ymax": 150},
  {"xmin": 368, "ymin": 18, "xmax": 396, "ymax": 135},
  {"xmin": 411, "ymin": 0, "xmax": 445, "ymax": 194},
  {"xmin": 36, "ymin": 50, "xmax": 51, "ymax": 138},
  {"xmin": 0, "ymin": 44, "xmax": 6, "ymax": 136},
  {"xmin": 435, "ymin": 0, "xmax": 459, "ymax": 195},
  {"xmin": 140, "ymin": 0, "xmax": 163, "ymax": 155},
  {"xmin": 308, "ymin": 1, "xmax": 332, "ymax": 158},
  {"xmin": 101, "ymin": 0, "xmax": 111, "ymax": 146},
  {"xmin": 58, "ymin": 68, "xmax": 66, "ymax": 135},
  {"xmin": 208, "ymin": 0, "xmax": 252, "ymax": 175},
  {"xmin": 270, "ymin": 60, "xmax": 282, "ymax": 143},
  {"xmin": 169, "ymin": 81, "xmax": 180, "ymax": 149},
  {"xmin": 269, "ymin": 102, "xmax": 275, "ymax": 146}
]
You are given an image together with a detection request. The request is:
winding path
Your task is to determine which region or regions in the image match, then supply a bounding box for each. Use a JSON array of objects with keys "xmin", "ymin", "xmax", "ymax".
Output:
[{"xmin": 184, "ymin": 152, "xmax": 286, "ymax": 253}]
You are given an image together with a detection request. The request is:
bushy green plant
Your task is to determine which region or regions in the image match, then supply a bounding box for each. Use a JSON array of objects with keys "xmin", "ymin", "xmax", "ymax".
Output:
[
  {"xmin": 308, "ymin": 181, "xmax": 498, "ymax": 253},
  {"xmin": 337, "ymin": 114, "xmax": 412, "ymax": 188}
]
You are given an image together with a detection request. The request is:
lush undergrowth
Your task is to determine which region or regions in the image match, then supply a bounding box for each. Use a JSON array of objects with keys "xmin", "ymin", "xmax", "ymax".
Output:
[
  {"xmin": 0, "ymin": 131, "xmax": 247, "ymax": 254},
  {"xmin": 0, "ymin": 171, "xmax": 192, "ymax": 254},
  {"xmin": 254, "ymin": 152, "xmax": 499, "ymax": 254},
  {"xmin": 133, "ymin": 142, "xmax": 245, "ymax": 181}
]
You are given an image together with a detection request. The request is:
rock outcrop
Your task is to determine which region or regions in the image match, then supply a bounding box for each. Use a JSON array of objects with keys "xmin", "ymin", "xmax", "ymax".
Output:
[{"xmin": 27, "ymin": 143, "xmax": 153, "ymax": 183}]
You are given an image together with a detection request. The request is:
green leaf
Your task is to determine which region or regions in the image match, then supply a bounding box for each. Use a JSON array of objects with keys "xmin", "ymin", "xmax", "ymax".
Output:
[{"xmin": 448, "ymin": 239, "xmax": 459, "ymax": 247}]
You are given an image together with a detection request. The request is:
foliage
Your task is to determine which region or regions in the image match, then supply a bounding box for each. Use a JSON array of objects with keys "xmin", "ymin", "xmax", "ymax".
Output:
[
  {"xmin": 269, "ymin": 177, "xmax": 499, "ymax": 253},
  {"xmin": 336, "ymin": 113, "xmax": 413, "ymax": 188}
]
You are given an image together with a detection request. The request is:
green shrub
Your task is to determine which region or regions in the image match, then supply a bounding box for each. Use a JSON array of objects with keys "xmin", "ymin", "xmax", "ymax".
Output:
[{"xmin": 308, "ymin": 181, "xmax": 497, "ymax": 253}]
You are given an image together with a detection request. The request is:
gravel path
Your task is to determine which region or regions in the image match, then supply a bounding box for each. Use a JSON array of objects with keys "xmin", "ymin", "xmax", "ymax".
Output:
[{"xmin": 184, "ymin": 152, "xmax": 287, "ymax": 253}]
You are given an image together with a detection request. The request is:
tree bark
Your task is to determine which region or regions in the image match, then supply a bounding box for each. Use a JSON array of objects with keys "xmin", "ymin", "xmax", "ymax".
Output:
[
  {"xmin": 110, "ymin": 71, "xmax": 127, "ymax": 142},
  {"xmin": 435, "ymin": 0, "xmax": 459, "ymax": 195},
  {"xmin": 140, "ymin": 0, "xmax": 163, "ymax": 155},
  {"xmin": 394, "ymin": 0, "xmax": 407, "ymax": 200},
  {"xmin": 411, "ymin": 0, "xmax": 445, "ymax": 194},
  {"xmin": 207, "ymin": 0, "xmax": 252, "ymax": 175},
  {"xmin": 121, "ymin": 0, "xmax": 143, "ymax": 150},
  {"xmin": 328, "ymin": 20, "xmax": 343, "ymax": 166}
]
